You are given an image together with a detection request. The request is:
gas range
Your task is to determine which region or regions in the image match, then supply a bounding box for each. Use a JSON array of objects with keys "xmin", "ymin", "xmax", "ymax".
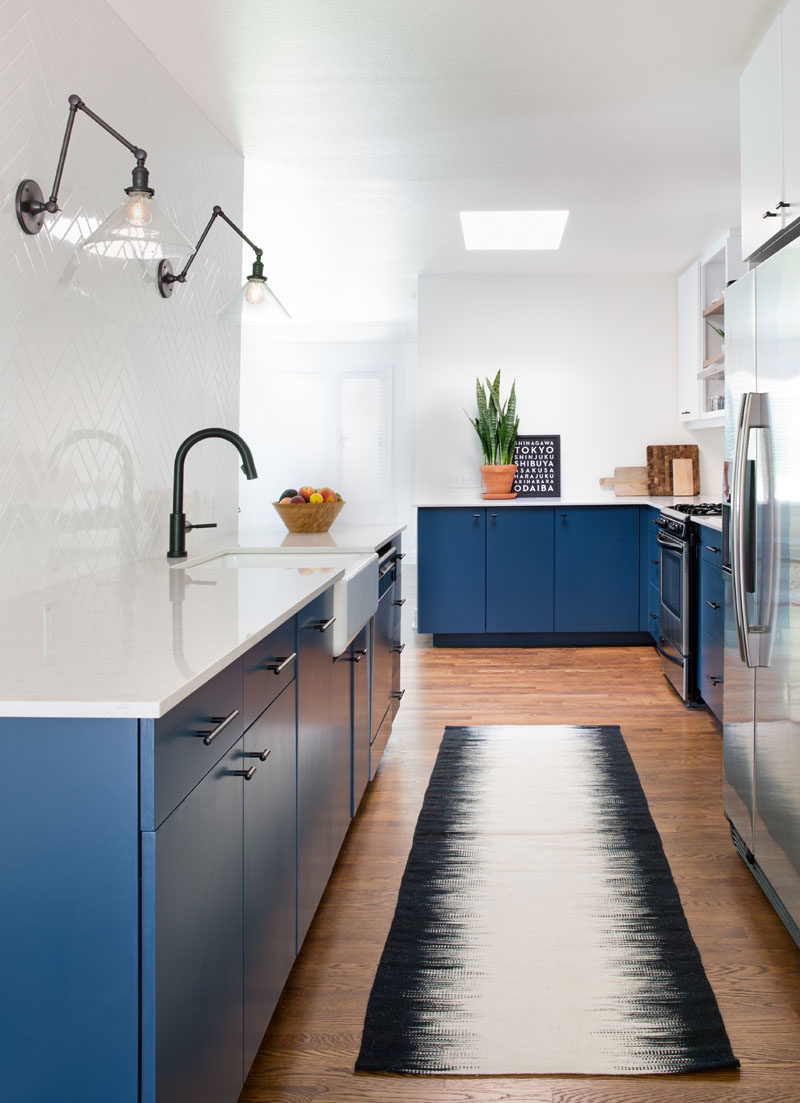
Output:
[
  {"xmin": 657, "ymin": 503, "xmax": 722, "ymax": 540},
  {"xmin": 670, "ymin": 502, "xmax": 722, "ymax": 516}
]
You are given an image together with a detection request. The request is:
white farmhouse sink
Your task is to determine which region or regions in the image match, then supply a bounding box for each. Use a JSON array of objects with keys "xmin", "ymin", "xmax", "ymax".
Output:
[{"xmin": 186, "ymin": 548, "xmax": 378, "ymax": 656}]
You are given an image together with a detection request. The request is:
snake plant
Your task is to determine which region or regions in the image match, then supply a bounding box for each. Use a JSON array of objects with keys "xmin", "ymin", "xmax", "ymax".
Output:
[{"xmin": 466, "ymin": 370, "xmax": 520, "ymax": 465}]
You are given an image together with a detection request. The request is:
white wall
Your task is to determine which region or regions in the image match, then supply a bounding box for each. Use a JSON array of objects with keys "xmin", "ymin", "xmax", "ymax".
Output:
[
  {"xmin": 239, "ymin": 323, "xmax": 416, "ymax": 540},
  {"xmin": 417, "ymin": 274, "xmax": 725, "ymax": 503},
  {"xmin": 0, "ymin": 0, "xmax": 244, "ymax": 599}
]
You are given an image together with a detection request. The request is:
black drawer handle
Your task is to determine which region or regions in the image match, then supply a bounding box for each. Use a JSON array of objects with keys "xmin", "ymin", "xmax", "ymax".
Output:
[
  {"xmin": 650, "ymin": 559, "xmax": 659, "ymax": 565},
  {"xmin": 197, "ymin": 708, "xmax": 239, "ymax": 746},
  {"xmin": 705, "ymin": 545, "xmax": 720, "ymax": 554},
  {"xmin": 262, "ymin": 651, "xmax": 296, "ymax": 675},
  {"xmin": 335, "ymin": 648, "xmax": 368, "ymax": 663},
  {"xmin": 763, "ymin": 209, "xmax": 780, "ymax": 219},
  {"xmin": 233, "ymin": 765, "xmax": 257, "ymax": 781},
  {"xmin": 393, "ymin": 597, "xmax": 406, "ymax": 607},
  {"xmin": 390, "ymin": 689, "xmax": 405, "ymax": 700},
  {"xmin": 310, "ymin": 617, "xmax": 335, "ymax": 633},
  {"xmin": 649, "ymin": 612, "xmax": 658, "ymax": 620},
  {"xmin": 392, "ymin": 643, "xmax": 406, "ymax": 654},
  {"xmin": 705, "ymin": 674, "xmax": 723, "ymax": 687},
  {"xmin": 705, "ymin": 600, "xmax": 721, "ymax": 610}
]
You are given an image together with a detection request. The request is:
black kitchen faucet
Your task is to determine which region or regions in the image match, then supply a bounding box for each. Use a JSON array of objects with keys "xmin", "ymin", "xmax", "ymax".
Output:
[{"xmin": 167, "ymin": 428, "xmax": 258, "ymax": 559}]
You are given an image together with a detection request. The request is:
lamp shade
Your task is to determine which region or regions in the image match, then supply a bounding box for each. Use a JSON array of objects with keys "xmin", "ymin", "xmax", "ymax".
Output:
[
  {"xmin": 80, "ymin": 192, "xmax": 195, "ymax": 261},
  {"xmin": 219, "ymin": 276, "xmax": 292, "ymax": 323}
]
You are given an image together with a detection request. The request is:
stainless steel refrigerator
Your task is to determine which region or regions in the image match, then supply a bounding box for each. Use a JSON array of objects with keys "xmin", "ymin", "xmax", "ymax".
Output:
[{"xmin": 723, "ymin": 240, "xmax": 800, "ymax": 946}]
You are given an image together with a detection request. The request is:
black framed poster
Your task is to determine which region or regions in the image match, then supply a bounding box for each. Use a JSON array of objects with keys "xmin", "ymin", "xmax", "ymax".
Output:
[{"xmin": 512, "ymin": 435, "xmax": 561, "ymax": 497}]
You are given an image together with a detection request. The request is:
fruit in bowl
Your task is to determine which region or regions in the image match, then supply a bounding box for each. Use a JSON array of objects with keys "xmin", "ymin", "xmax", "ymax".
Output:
[{"xmin": 272, "ymin": 485, "xmax": 345, "ymax": 532}]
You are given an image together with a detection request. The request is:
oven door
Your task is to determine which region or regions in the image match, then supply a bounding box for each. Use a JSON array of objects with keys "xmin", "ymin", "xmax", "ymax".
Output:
[{"xmin": 657, "ymin": 530, "xmax": 690, "ymax": 655}]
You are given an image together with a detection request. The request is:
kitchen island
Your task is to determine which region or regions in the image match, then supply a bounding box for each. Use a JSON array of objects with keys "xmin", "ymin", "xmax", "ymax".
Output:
[{"xmin": 0, "ymin": 520, "xmax": 404, "ymax": 1103}]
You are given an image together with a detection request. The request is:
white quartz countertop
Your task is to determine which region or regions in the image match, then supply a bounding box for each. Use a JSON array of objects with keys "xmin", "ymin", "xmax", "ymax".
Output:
[
  {"xmin": 0, "ymin": 520, "xmax": 406, "ymax": 720},
  {"xmin": 416, "ymin": 495, "xmax": 720, "ymax": 514}
]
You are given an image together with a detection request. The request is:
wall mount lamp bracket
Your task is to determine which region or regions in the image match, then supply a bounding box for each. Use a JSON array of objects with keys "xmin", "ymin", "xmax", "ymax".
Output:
[
  {"xmin": 15, "ymin": 93, "xmax": 192, "ymax": 260},
  {"xmin": 157, "ymin": 205, "xmax": 268, "ymax": 303},
  {"xmin": 15, "ymin": 94, "xmax": 151, "ymax": 236}
]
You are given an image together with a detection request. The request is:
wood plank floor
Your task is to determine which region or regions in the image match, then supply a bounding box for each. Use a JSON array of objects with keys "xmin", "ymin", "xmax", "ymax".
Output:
[{"xmin": 240, "ymin": 641, "xmax": 800, "ymax": 1103}]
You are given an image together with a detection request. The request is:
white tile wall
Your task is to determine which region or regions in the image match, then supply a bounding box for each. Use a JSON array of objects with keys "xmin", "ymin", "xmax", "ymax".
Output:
[{"xmin": 0, "ymin": 0, "xmax": 244, "ymax": 599}]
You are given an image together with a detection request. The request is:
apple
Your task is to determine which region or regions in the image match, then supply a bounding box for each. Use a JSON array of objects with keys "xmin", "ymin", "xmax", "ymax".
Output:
[
  {"xmin": 279, "ymin": 496, "xmax": 293, "ymax": 505},
  {"xmin": 318, "ymin": 487, "xmax": 336, "ymax": 502},
  {"xmin": 289, "ymin": 495, "xmax": 305, "ymax": 504},
  {"xmin": 299, "ymin": 486, "xmax": 314, "ymax": 501}
]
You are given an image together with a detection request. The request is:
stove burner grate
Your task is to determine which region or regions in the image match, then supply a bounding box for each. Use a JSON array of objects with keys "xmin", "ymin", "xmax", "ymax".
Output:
[{"xmin": 671, "ymin": 503, "xmax": 722, "ymax": 516}]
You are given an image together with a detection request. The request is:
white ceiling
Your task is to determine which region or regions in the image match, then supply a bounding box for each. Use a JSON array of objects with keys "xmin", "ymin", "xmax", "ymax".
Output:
[{"xmin": 108, "ymin": 0, "xmax": 783, "ymax": 323}]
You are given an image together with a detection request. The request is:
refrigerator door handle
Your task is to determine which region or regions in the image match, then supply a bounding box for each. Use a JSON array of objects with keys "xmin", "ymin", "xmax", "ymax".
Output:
[{"xmin": 731, "ymin": 391, "xmax": 772, "ymax": 668}]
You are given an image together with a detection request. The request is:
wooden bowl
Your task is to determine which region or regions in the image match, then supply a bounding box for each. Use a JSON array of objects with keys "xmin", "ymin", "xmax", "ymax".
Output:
[{"xmin": 272, "ymin": 500, "xmax": 345, "ymax": 533}]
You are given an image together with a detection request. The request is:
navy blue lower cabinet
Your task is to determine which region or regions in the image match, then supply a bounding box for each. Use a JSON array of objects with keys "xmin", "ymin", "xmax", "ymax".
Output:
[
  {"xmin": 486, "ymin": 508, "xmax": 555, "ymax": 632},
  {"xmin": 697, "ymin": 550, "xmax": 726, "ymax": 722},
  {"xmin": 0, "ymin": 718, "xmax": 140, "ymax": 1103},
  {"xmin": 350, "ymin": 623, "xmax": 371, "ymax": 814},
  {"xmin": 417, "ymin": 508, "xmax": 485, "ymax": 634},
  {"xmin": 141, "ymin": 740, "xmax": 245, "ymax": 1103},
  {"xmin": 554, "ymin": 507, "xmax": 640, "ymax": 632},
  {"xmin": 297, "ymin": 589, "xmax": 351, "ymax": 945},
  {"xmin": 639, "ymin": 507, "xmax": 660, "ymax": 634},
  {"xmin": 243, "ymin": 682, "xmax": 298, "ymax": 1072},
  {"xmin": 647, "ymin": 580, "xmax": 660, "ymax": 640}
]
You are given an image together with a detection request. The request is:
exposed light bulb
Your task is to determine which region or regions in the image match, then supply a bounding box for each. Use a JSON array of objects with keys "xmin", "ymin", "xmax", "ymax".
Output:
[
  {"xmin": 245, "ymin": 279, "xmax": 266, "ymax": 305},
  {"xmin": 124, "ymin": 191, "xmax": 153, "ymax": 227}
]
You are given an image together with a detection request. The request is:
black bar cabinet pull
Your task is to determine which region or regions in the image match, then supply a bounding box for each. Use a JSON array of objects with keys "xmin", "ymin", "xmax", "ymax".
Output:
[{"xmin": 263, "ymin": 652, "xmax": 296, "ymax": 675}]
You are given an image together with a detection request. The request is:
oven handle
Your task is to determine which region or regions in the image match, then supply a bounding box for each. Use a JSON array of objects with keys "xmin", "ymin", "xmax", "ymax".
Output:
[
  {"xmin": 656, "ymin": 635, "xmax": 684, "ymax": 667},
  {"xmin": 656, "ymin": 532, "xmax": 685, "ymax": 553}
]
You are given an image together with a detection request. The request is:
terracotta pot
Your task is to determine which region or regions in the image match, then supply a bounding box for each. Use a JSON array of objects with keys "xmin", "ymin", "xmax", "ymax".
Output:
[{"xmin": 479, "ymin": 463, "xmax": 517, "ymax": 499}]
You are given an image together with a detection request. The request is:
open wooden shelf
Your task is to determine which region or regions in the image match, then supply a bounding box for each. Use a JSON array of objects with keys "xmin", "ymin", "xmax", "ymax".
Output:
[
  {"xmin": 701, "ymin": 351, "xmax": 725, "ymax": 373},
  {"xmin": 702, "ymin": 298, "xmax": 724, "ymax": 317}
]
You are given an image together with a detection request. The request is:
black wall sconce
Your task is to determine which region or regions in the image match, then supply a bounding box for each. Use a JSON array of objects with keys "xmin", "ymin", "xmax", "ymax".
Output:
[
  {"xmin": 15, "ymin": 94, "xmax": 193, "ymax": 260},
  {"xmin": 157, "ymin": 205, "xmax": 290, "ymax": 319}
]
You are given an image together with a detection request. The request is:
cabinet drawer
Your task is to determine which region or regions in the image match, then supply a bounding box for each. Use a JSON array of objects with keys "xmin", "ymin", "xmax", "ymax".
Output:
[
  {"xmin": 152, "ymin": 660, "xmax": 244, "ymax": 826},
  {"xmin": 699, "ymin": 534, "xmax": 724, "ymax": 567},
  {"xmin": 699, "ymin": 563, "xmax": 725, "ymax": 646},
  {"xmin": 699, "ymin": 629, "xmax": 724, "ymax": 722},
  {"xmin": 243, "ymin": 617, "xmax": 297, "ymax": 728}
]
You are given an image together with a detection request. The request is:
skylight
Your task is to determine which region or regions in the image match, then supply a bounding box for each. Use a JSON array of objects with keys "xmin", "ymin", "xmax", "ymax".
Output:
[{"xmin": 459, "ymin": 210, "xmax": 569, "ymax": 250}]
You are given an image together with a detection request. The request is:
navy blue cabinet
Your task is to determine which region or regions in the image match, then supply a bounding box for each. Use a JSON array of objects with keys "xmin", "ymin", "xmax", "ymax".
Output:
[
  {"xmin": 141, "ymin": 741, "xmax": 245, "ymax": 1103},
  {"xmin": 350, "ymin": 623, "xmax": 371, "ymax": 814},
  {"xmin": 417, "ymin": 508, "xmax": 485, "ymax": 633},
  {"xmin": 417, "ymin": 505, "xmax": 650, "ymax": 640},
  {"xmin": 554, "ymin": 507, "xmax": 640, "ymax": 632},
  {"xmin": 486, "ymin": 508, "xmax": 555, "ymax": 631},
  {"xmin": 697, "ymin": 537, "xmax": 726, "ymax": 722},
  {"xmin": 639, "ymin": 507, "xmax": 660, "ymax": 636},
  {"xmin": 297, "ymin": 589, "xmax": 351, "ymax": 945},
  {"xmin": 243, "ymin": 682, "xmax": 297, "ymax": 1070},
  {"xmin": 0, "ymin": 718, "xmax": 140, "ymax": 1103}
]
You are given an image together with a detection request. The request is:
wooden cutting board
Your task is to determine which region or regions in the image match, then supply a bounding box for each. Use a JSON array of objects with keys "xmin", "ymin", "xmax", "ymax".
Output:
[
  {"xmin": 646, "ymin": 445, "xmax": 700, "ymax": 496},
  {"xmin": 599, "ymin": 466, "xmax": 649, "ymax": 496}
]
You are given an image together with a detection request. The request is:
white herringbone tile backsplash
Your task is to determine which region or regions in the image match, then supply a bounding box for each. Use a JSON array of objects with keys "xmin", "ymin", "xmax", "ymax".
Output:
[{"xmin": 0, "ymin": 0, "xmax": 244, "ymax": 599}]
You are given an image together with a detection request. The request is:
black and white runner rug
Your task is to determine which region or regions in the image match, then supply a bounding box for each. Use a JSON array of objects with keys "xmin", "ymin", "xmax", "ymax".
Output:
[{"xmin": 356, "ymin": 724, "xmax": 738, "ymax": 1076}]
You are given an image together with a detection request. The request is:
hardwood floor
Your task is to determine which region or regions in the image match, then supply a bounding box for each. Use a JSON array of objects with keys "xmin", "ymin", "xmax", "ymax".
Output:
[{"xmin": 240, "ymin": 641, "xmax": 800, "ymax": 1103}]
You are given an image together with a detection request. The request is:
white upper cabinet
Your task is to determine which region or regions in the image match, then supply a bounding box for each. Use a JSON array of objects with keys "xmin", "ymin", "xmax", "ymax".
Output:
[
  {"xmin": 740, "ymin": 2, "xmax": 800, "ymax": 259},
  {"xmin": 677, "ymin": 261, "xmax": 701, "ymax": 421},
  {"xmin": 677, "ymin": 232, "xmax": 744, "ymax": 427}
]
